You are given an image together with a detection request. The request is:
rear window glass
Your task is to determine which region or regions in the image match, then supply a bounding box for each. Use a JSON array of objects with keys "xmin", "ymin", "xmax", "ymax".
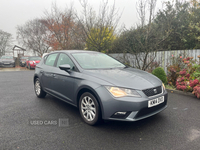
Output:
[{"xmin": 29, "ymin": 57, "xmax": 41, "ymax": 61}]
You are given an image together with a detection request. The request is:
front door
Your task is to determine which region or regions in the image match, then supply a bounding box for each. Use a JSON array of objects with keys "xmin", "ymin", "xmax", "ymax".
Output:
[{"xmin": 50, "ymin": 53, "xmax": 76, "ymax": 103}]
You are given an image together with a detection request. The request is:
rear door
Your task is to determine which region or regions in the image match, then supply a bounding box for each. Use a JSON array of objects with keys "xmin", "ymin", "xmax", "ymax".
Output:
[{"xmin": 40, "ymin": 53, "xmax": 58, "ymax": 93}]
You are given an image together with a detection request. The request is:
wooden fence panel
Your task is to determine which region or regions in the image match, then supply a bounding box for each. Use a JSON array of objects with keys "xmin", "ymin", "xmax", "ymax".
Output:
[{"xmin": 110, "ymin": 49, "xmax": 200, "ymax": 74}]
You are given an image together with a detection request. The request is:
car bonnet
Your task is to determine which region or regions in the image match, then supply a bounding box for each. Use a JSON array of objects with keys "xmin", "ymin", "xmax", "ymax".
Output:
[{"xmin": 83, "ymin": 67, "xmax": 161, "ymax": 90}]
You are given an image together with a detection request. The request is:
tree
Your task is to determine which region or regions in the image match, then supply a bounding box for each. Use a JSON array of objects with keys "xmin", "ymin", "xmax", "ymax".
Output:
[
  {"xmin": 188, "ymin": 0, "xmax": 200, "ymax": 48},
  {"xmin": 16, "ymin": 19, "xmax": 50, "ymax": 56},
  {"xmin": 156, "ymin": 1, "xmax": 193, "ymax": 50},
  {"xmin": 85, "ymin": 27, "xmax": 116, "ymax": 52},
  {"xmin": 0, "ymin": 30, "xmax": 13, "ymax": 56},
  {"xmin": 76, "ymin": 0, "xmax": 121, "ymax": 52},
  {"xmin": 113, "ymin": 0, "xmax": 171, "ymax": 71},
  {"xmin": 190, "ymin": 0, "xmax": 200, "ymax": 7},
  {"xmin": 42, "ymin": 3, "xmax": 85, "ymax": 50}
]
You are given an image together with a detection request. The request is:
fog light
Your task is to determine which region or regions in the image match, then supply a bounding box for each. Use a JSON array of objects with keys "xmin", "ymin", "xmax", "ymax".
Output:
[
  {"xmin": 111, "ymin": 111, "xmax": 131, "ymax": 119},
  {"xmin": 114, "ymin": 112, "xmax": 126, "ymax": 115}
]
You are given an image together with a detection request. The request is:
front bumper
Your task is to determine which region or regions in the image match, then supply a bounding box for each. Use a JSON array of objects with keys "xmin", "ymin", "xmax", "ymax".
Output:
[
  {"xmin": 20, "ymin": 62, "xmax": 26, "ymax": 66},
  {"xmin": 0, "ymin": 62, "xmax": 15, "ymax": 67},
  {"xmin": 30, "ymin": 64, "xmax": 36, "ymax": 68},
  {"xmin": 95, "ymin": 86, "xmax": 168, "ymax": 121}
]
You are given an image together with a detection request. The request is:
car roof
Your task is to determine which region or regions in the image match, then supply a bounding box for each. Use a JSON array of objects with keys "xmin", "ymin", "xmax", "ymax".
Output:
[
  {"xmin": 28, "ymin": 56, "xmax": 41, "ymax": 58},
  {"xmin": 1, "ymin": 55, "xmax": 13, "ymax": 57},
  {"xmin": 50, "ymin": 50, "xmax": 101, "ymax": 54}
]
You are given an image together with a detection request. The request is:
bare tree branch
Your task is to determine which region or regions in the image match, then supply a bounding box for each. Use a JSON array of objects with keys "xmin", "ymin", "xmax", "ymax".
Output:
[
  {"xmin": 0, "ymin": 30, "xmax": 13, "ymax": 56},
  {"xmin": 16, "ymin": 19, "xmax": 50, "ymax": 56},
  {"xmin": 76, "ymin": 0, "xmax": 121, "ymax": 52}
]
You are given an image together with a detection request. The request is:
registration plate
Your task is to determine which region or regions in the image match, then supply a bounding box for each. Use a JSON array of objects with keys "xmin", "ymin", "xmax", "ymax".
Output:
[
  {"xmin": 148, "ymin": 96, "xmax": 164, "ymax": 108},
  {"xmin": 4, "ymin": 63, "xmax": 10, "ymax": 64}
]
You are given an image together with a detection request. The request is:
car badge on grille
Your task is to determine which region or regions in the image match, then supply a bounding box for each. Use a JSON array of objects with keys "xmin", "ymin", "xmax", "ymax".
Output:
[{"xmin": 153, "ymin": 89, "xmax": 157, "ymax": 94}]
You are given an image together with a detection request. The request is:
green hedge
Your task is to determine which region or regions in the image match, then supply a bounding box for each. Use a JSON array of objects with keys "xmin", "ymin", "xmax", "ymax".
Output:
[{"xmin": 152, "ymin": 67, "xmax": 167, "ymax": 85}]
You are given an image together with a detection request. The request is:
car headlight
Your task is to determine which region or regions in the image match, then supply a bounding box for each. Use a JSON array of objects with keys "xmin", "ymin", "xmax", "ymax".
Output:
[
  {"xmin": 105, "ymin": 86, "xmax": 141, "ymax": 98},
  {"xmin": 162, "ymin": 83, "xmax": 165, "ymax": 91}
]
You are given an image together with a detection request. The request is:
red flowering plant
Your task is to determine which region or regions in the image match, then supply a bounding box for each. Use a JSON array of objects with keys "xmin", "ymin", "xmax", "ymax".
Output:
[
  {"xmin": 189, "ymin": 64, "xmax": 200, "ymax": 98},
  {"xmin": 173, "ymin": 55, "xmax": 200, "ymax": 99},
  {"xmin": 175, "ymin": 57, "xmax": 196, "ymax": 92},
  {"xmin": 167, "ymin": 55, "xmax": 185, "ymax": 86},
  {"xmin": 176, "ymin": 68, "xmax": 192, "ymax": 92},
  {"xmin": 193, "ymin": 85, "xmax": 200, "ymax": 98},
  {"xmin": 190, "ymin": 79, "xmax": 200, "ymax": 98}
]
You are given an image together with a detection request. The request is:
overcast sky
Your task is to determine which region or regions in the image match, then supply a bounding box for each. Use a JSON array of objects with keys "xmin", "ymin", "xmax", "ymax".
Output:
[{"xmin": 0, "ymin": 0, "xmax": 164, "ymax": 45}]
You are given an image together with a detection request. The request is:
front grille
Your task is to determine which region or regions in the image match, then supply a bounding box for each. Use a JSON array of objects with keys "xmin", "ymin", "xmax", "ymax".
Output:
[
  {"xmin": 3, "ymin": 61, "xmax": 11, "ymax": 63},
  {"xmin": 142, "ymin": 86, "xmax": 162, "ymax": 97}
]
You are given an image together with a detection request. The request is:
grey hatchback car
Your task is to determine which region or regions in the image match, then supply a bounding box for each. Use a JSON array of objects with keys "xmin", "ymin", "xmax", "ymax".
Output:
[{"xmin": 34, "ymin": 50, "xmax": 168, "ymax": 125}]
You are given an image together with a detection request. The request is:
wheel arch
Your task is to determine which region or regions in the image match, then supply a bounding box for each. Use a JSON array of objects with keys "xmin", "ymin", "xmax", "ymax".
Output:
[
  {"xmin": 33, "ymin": 75, "xmax": 38, "ymax": 83},
  {"xmin": 76, "ymin": 86, "xmax": 104, "ymax": 118}
]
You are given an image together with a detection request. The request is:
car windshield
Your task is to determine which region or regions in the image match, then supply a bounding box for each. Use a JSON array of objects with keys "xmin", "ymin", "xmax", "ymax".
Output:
[
  {"xmin": 1, "ymin": 56, "xmax": 13, "ymax": 59},
  {"xmin": 29, "ymin": 57, "xmax": 41, "ymax": 61},
  {"xmin": 72, "ymin": 52, "xmax": 125, "ymax": 69}
]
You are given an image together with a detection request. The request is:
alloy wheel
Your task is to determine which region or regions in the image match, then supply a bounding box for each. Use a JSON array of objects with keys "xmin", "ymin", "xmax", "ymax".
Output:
[
  {"xmin": 81, "ymin": 96, "xmax": 96, "ymax": 121},
  {"xmin": 35, "ymin": 80, "xmax": 41, "ymax": 96}
]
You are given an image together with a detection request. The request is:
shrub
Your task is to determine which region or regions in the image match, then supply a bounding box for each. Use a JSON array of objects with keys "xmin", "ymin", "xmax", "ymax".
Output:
[
  {"xmin": 152, "ymin": 67, "xmax": 167, "ymax": 84},
  {"xmin": 175, "ymin": 57, "xmax": 196, "ymax": 92},
  {"xmin": 193, "ymin": 85, "xmax": 200, "ymax": 98},
  {"xmin": 166, "ymin": 54, "xmax": 185, "ymax": 86},
  {"xmin": 175, "ymin": 56, "xmax": 200, "ymax": 98},
  {"xmin": 176, "ymin": 69, "xmax": 192, "ymax": 92}
]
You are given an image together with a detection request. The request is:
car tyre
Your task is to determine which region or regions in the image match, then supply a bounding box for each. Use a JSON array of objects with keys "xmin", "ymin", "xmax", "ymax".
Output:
[
  {"xmin": 79, "ymin": 92, "xmax": 101, "ymax": 125},
  {"xmin": 34, "ymin": 78, "xmax": 46, "ymax": 98}
]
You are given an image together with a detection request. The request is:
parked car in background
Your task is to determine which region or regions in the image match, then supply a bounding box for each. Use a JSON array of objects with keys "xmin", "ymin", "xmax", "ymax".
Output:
[
  {"xmin": 26, "ymin": 56, "xmax": 41, "ymax": 69},
  {"xmin": 19, "ymin": 56, "xmax": 29, "ymax": 67},
  {"xmin": 0, "ymin": 56, "xmax": 15, "ymax": 67},
  {"xmin": 33, "ymin": 50, "xmax": 168, "ymax": 125}
]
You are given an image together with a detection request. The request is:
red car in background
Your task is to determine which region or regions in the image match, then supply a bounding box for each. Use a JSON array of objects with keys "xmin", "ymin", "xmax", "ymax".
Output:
[{"xmin": 26, "ymin": 56, "xmax": 41, "ymax": 69}]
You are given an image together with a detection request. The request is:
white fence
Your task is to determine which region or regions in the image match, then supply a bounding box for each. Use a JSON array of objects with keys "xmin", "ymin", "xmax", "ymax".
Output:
[{"xmin": 110, "ymin": 49, "xmax": 200, "ymax": 74}]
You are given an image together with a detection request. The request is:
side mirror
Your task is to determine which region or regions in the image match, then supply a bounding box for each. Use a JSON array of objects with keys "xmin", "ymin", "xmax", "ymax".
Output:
[{"xmin": 59, "ymin": 64, "xmax": 71, "ymax": 71}]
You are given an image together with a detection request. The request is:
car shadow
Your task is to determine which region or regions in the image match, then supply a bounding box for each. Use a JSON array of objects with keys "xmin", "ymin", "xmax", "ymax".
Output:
[
  {"xmin": 44, "ymin": 94, "xmax": 80, "ymax": 117},
  {"xmin": 43, "ymin": 94, "xmax": 167, "ymax": 131}
]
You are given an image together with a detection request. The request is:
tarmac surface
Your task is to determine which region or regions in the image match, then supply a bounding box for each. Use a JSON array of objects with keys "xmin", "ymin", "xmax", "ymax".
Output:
[{"xmin": 0, "ymin": 70, "xmax": 200, "ymax": 150}]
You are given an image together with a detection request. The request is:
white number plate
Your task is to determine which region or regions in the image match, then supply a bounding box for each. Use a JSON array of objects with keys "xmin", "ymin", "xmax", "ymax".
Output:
[{"xmin": 148, "ymin": 96, "xmax": 164, "ymax": 108}]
